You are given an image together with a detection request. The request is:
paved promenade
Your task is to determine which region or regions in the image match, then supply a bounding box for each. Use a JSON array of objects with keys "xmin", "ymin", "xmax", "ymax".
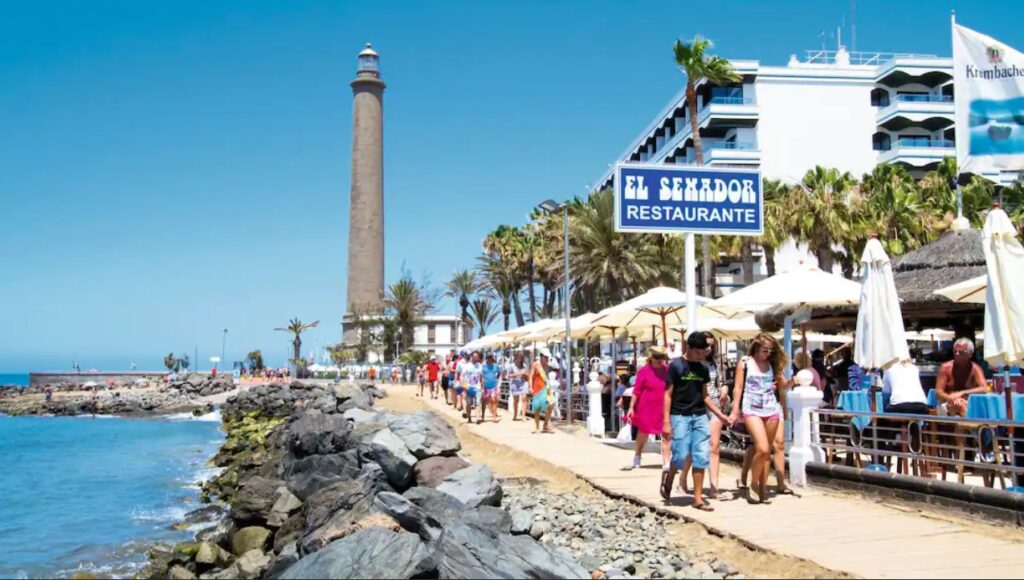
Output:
[{"xmin": 402, "ymin": 386, "xmax": 1024, "ymax": 579}]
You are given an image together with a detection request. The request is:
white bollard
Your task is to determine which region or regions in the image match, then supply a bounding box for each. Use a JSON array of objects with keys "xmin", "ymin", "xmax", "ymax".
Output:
[
  {"xmin": 787, "ymin": 369, "xmax": 824, "ymax": 487},
  {"xmin": 586, "ymin": 371, "xmax": 604, "ymax": 437}
]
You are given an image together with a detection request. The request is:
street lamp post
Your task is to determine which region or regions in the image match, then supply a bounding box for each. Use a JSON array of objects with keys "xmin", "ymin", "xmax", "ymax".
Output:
[{"xmin": 538, "ymin": 199, "xmax": 573, "ymax": 425}]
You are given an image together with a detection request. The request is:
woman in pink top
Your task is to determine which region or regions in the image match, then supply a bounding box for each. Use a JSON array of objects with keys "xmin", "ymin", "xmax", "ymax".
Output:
[{"xmin": 625, "ymin": 346, "xmax": 671, "ymax": 470}]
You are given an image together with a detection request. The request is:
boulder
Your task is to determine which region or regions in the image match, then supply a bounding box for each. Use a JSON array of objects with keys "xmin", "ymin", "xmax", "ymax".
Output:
[
  {"xmin": 388, "ymin": 412, "xmax": 461, "ymax": 459},
  {"xmin": 231, "ymin": 476, "xmax": 285, "ymax": 523},
  {"xmin": 235, "ymin": 549, "xmax": 272, "ymax": 579},
  {"xmin": 264, "ymin": 542, "xmax": 299, "ymax": 579},
  {"xmin": 402, "ymin": 486, "xmax": 467, "ymax": 527},
  {"xmin": 337, "ymin": 391, "xmax": 373, "ymax": 413},
  {"xmin": 341, "ymin": 407, "xmax": 380, "ymax": 425},
  {"xmin": 510, "ymin": 509, "xmax": 533, "ymax": 535},
  {"xmin": 285, "ymin": 412, "xmax": 351, "ymax": 458},
  {"xmin": 195, "ymin": 542, "xmax": 233, "ymax": 568},
  {"xmin": 358, "ymin": 428, "xmax": 417, "ymax": 489},
  {"xmin": 279, "ymin": 528, "xmax": 435, "ymax": 580},
  {"xmin": 300, "ymin": 471, "xmax": 390, "ymax": 552},
  {"xmin": 436, "ymin": 464, "xmax": 503, "ymax": 508},
  {"xmin": 168, "ymin": 565, "xmax": 197, "ymax": 580},
  {"xmin": 437, "ymin": 522, "xmax": 587, "ymax": 579},
  {"xmin": 463, "ymin": 506, "xmax": 512, "ymax": 535},
  {"xmin": 273, "ymin": 511, "xmax": 305, "ymax": 554},
  {"xmin": 282, "ymin": 451, "xmax": 362, "ymax": 501},
  {"xmin": 232, "ymin": 526, "xmax": 271, "ymax": 556},
  {"xmin": 373, "ymin": 491, "xmax": 443, "ymax": 542},
  {"xmin": 413, "ymin": 456, "xmax": 469, "ymax": 488},
  {"xmin": 267, "ymin": 487, "xmax": 303, "ymax": 527}
]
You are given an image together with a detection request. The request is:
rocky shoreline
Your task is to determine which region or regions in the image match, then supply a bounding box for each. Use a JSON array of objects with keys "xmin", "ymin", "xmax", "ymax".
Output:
[
  {"xmin": 136, "ymin": 380, "xmax": 754, "ymax": 580},
  {"xmin": 0, "ymin": 374, "xmax": 234, "ymax": 417}
]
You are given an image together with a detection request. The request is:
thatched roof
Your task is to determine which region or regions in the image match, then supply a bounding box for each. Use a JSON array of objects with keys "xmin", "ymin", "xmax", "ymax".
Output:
[
  {"xmin": 753, "ymin": 228, "xmax": 986, "ymax": 332},
  {"xmin": 891, "ymin": 228, "xmax": 986, "ymax": 304}
]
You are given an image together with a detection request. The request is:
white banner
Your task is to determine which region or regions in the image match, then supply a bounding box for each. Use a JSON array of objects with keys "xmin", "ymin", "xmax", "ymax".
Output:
[{"xmin": 953, "ymin": 23, "xmax": 1024, "ymax": 175}]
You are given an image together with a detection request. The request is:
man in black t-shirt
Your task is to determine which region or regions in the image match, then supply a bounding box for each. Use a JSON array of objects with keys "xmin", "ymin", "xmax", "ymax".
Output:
[{"xmin": 660, "ymin": 332, "xmax": 719, "ymax": 511}]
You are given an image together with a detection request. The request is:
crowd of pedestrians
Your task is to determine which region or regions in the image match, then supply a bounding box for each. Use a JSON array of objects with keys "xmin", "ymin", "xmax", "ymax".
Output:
[{"xmin": 401, "ymin": 329, "xmax": 798, "ymax": 511}]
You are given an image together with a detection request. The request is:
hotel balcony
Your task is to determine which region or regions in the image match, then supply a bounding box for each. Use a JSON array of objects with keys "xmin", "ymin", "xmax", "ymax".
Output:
[
  {"xmin": 877, "ymin": 137, "xmax": 955, "ymax": 167},
  {"xmin": 704, "ymin": 141, "xmax": 761, "ymax": 166},
  {"xmin": 876, "ymin": 94, "xmax": 954, "ymax": 131},
  {"xmin": 650, "ymin": 97, "xmax": 760, "ymax": 164}
]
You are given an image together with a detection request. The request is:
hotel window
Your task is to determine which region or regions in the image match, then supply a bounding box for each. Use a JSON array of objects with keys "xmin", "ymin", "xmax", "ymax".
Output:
[{"xmin": 428, "ymin": 324, "xmax": 436, "ymax": 344}]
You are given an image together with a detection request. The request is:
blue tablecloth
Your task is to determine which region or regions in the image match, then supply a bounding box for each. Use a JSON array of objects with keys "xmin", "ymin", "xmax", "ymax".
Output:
[
  {"xmin": 1014, "ymin": 394, "xmax": 1024, "ymax": 421},
  {"xmin": 966, "ymin": 393, "xmax": 1007, "ymax": 421},
  {"xmin": 837, "ymin": 390, "xmax": 871, "ymax": 431},
  {"xmin": 927, "ymin": 389, "xmax": 938, "ymax": 408},
  {"xmin": 875, "ymin": 392, "xmax": 891, "ymax": 411}
]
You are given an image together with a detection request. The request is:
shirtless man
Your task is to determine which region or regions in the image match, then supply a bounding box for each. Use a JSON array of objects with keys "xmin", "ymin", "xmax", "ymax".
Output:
[{"xmin": 936, "ymin": 338, "xmax": 988, "ymax": 417}]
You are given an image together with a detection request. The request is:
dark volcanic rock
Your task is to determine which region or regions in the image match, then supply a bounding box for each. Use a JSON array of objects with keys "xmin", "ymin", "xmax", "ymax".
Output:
[
  {"xmin": 357, "ymin": 427, "xmax": 417, "ymax": 489},
  {"xmin": 231, "ymin": 476, "xmax": 285, "ymax": 523},
  {"xmin": 372, "ymin": 491, "xmax": 443, "ymax": 542},
  {"xmin": 279, "ymin": 527, "xmax": 435, "ymax": 580},
  {"xmin": 437, "ymin": 522, "xmax": 587, "ymax": 579},
  {"xmin": 413, "ymin": 455, "xmax": 470, "ymax": 488},
  {"xmin": 436, "ymin": 464, "xmax": 503, "ymax": 508},
  {"xmin": 402, "ymin": 486, "xmax": 467, "ymax": 527},
  {"xmin": 388, "ymin": 412, "xmax": 461, "ymax": 459},
  {"xmin": 285, "ymin": 411, "xmax": 351, "ymax": 458},
  {"xmin": 282, "ymin": 451, "xmax": 362, "ymax": 501},
  {"xmin": 300, "ymin": 470, "xmax": 391, "ymax": 553}
]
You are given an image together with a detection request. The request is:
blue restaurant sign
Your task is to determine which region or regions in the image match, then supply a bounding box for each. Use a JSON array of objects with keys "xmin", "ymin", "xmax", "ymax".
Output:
[{"xmin": 614, "ymin": 164, "xmax": 763, "ymax": 236}]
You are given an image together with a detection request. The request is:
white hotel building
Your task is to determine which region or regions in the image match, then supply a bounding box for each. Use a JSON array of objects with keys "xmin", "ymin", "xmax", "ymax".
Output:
[
  {"xmin": 591, "ymin": 47, "xmax": 1018, "ymax": 287},
  {"xmin": 594, "ymin": 47, "xmax": 1023, "ymax": 188}
]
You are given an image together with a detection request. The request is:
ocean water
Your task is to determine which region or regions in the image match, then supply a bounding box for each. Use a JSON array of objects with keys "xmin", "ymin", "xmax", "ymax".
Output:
[
  {"xmin": 0, "ymin": 413, "xmax": 224, "ymax": 578},
  {"xmin": 0, "ymin": 374, "xmax": 29, "ymax": 386}
]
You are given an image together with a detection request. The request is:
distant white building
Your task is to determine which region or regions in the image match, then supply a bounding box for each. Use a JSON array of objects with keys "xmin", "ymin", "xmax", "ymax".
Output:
[
  {"xmin": 343, "ymin": 314, "xmax": 470, "ymax": 363},
  {"xmin": 590, "ymin": 47, "xmax": 1020, "ymax": 289}
]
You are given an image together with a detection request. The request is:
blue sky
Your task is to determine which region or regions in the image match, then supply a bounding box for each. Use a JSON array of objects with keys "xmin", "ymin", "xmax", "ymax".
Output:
[{"xmin": 2, "ymin": 0, "xmax": 1019, "ymax": 371}]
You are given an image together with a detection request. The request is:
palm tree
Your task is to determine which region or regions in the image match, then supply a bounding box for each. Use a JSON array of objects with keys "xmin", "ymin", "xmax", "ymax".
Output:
[
  {"xmin": 759, "ymin": 179, "xmax": 792, "ymax": 277},
  {"xmin": 445, "ymin": 269, "xmax": 479, "ymax": 329},
  {"xmin": 469, "ymin": 297, "xmax": 500, "ymax": 337},
  {"xmin": 385, "ymin": 276, "xmax": 433, "ymax": 355},
  {"xmin": 244, "ymin": 350, "xmax": 265, "ymax": 372},
  {"xmin": 481, "ymin": 225, "xmax": 527, "ymax": 327},
  {"xmin": 674, "ymin": 35, "xmax": 742, "ymax": 297},
  {"xmin": 568, "ymin": 189, "xmax": 662, "ymax": 309},
  {"xmin": 791, "ymin": 166, "xmax": 858, "ymax": 274},
  {"xmin": 859, "ymin": 164, "xmax": 938, "ymax": 257},
  {"xmin": 275, "ymin": 318, "xmax": 319, "ymax": 376}
]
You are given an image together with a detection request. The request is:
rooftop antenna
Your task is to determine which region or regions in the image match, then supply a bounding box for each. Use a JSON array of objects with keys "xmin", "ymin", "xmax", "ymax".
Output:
[{"xmin": 850, "ymin": 0, "xmax": 857, "ymax": 52}]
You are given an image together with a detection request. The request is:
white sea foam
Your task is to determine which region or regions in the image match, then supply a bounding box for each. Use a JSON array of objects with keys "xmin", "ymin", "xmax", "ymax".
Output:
[
  {"xmin": 130, "ymin": 505, "xmax": 189, "ymax": 525},
  {"xmin": 162, "ymin": 409, "xmax": 222, "ymax": 423}
]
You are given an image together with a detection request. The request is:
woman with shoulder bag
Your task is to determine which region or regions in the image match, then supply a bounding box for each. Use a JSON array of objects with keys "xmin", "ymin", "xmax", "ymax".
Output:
[{"xmin": 728, "ymin": 333, "xmax": 793, "ymax": 504}]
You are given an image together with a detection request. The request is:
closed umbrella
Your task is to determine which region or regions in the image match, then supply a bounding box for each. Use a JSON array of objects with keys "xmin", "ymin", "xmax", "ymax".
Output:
[
  {"xmin": 855, "ymin": 238, "xmax": 910, "ymax": 370},
  {"xmin": 982, "ymin": 206, "xmax": 1024, "ymax": 369}
]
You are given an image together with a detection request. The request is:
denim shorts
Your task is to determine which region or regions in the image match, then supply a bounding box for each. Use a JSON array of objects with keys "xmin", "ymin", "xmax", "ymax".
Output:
[{"xmin": 670, "ymin": 414, "xmax": 711, "ymax": 469}]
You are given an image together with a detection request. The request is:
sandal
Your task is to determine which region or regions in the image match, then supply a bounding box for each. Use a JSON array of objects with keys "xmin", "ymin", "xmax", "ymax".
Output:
[
  {"xmin": 660, "ymin": 470, "xmax": 674, "ymax": 500},
  {"xmin": 736, "ymin": 478, "xmax": 748, "ymax": 490},
  {"xmin": 693, "ymin": 502, "xmax": 715, "ymax": 512}
]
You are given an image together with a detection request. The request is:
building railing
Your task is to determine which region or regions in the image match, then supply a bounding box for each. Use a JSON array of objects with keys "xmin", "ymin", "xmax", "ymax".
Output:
[
  {"xmin": 803, "ymin": 50, "xmax": 938, "ymax": 66},
  {"xmin": 895, "ymin": 94, "xmax": 954, "ymax": 103},
  {"xmin": 706, "ymin": 96, "xmax": 753, "ymax": 105},
  {"xmin": 896, "ymin": 137, "xmax": 955, "ymax": 148},
  {"xmin": 812, "ymin": 407, "xmax": 1024, "ymax": 490},
  {"xmin": 706, "ymin": 141, "xmax": 758, "ymax": 151}
]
